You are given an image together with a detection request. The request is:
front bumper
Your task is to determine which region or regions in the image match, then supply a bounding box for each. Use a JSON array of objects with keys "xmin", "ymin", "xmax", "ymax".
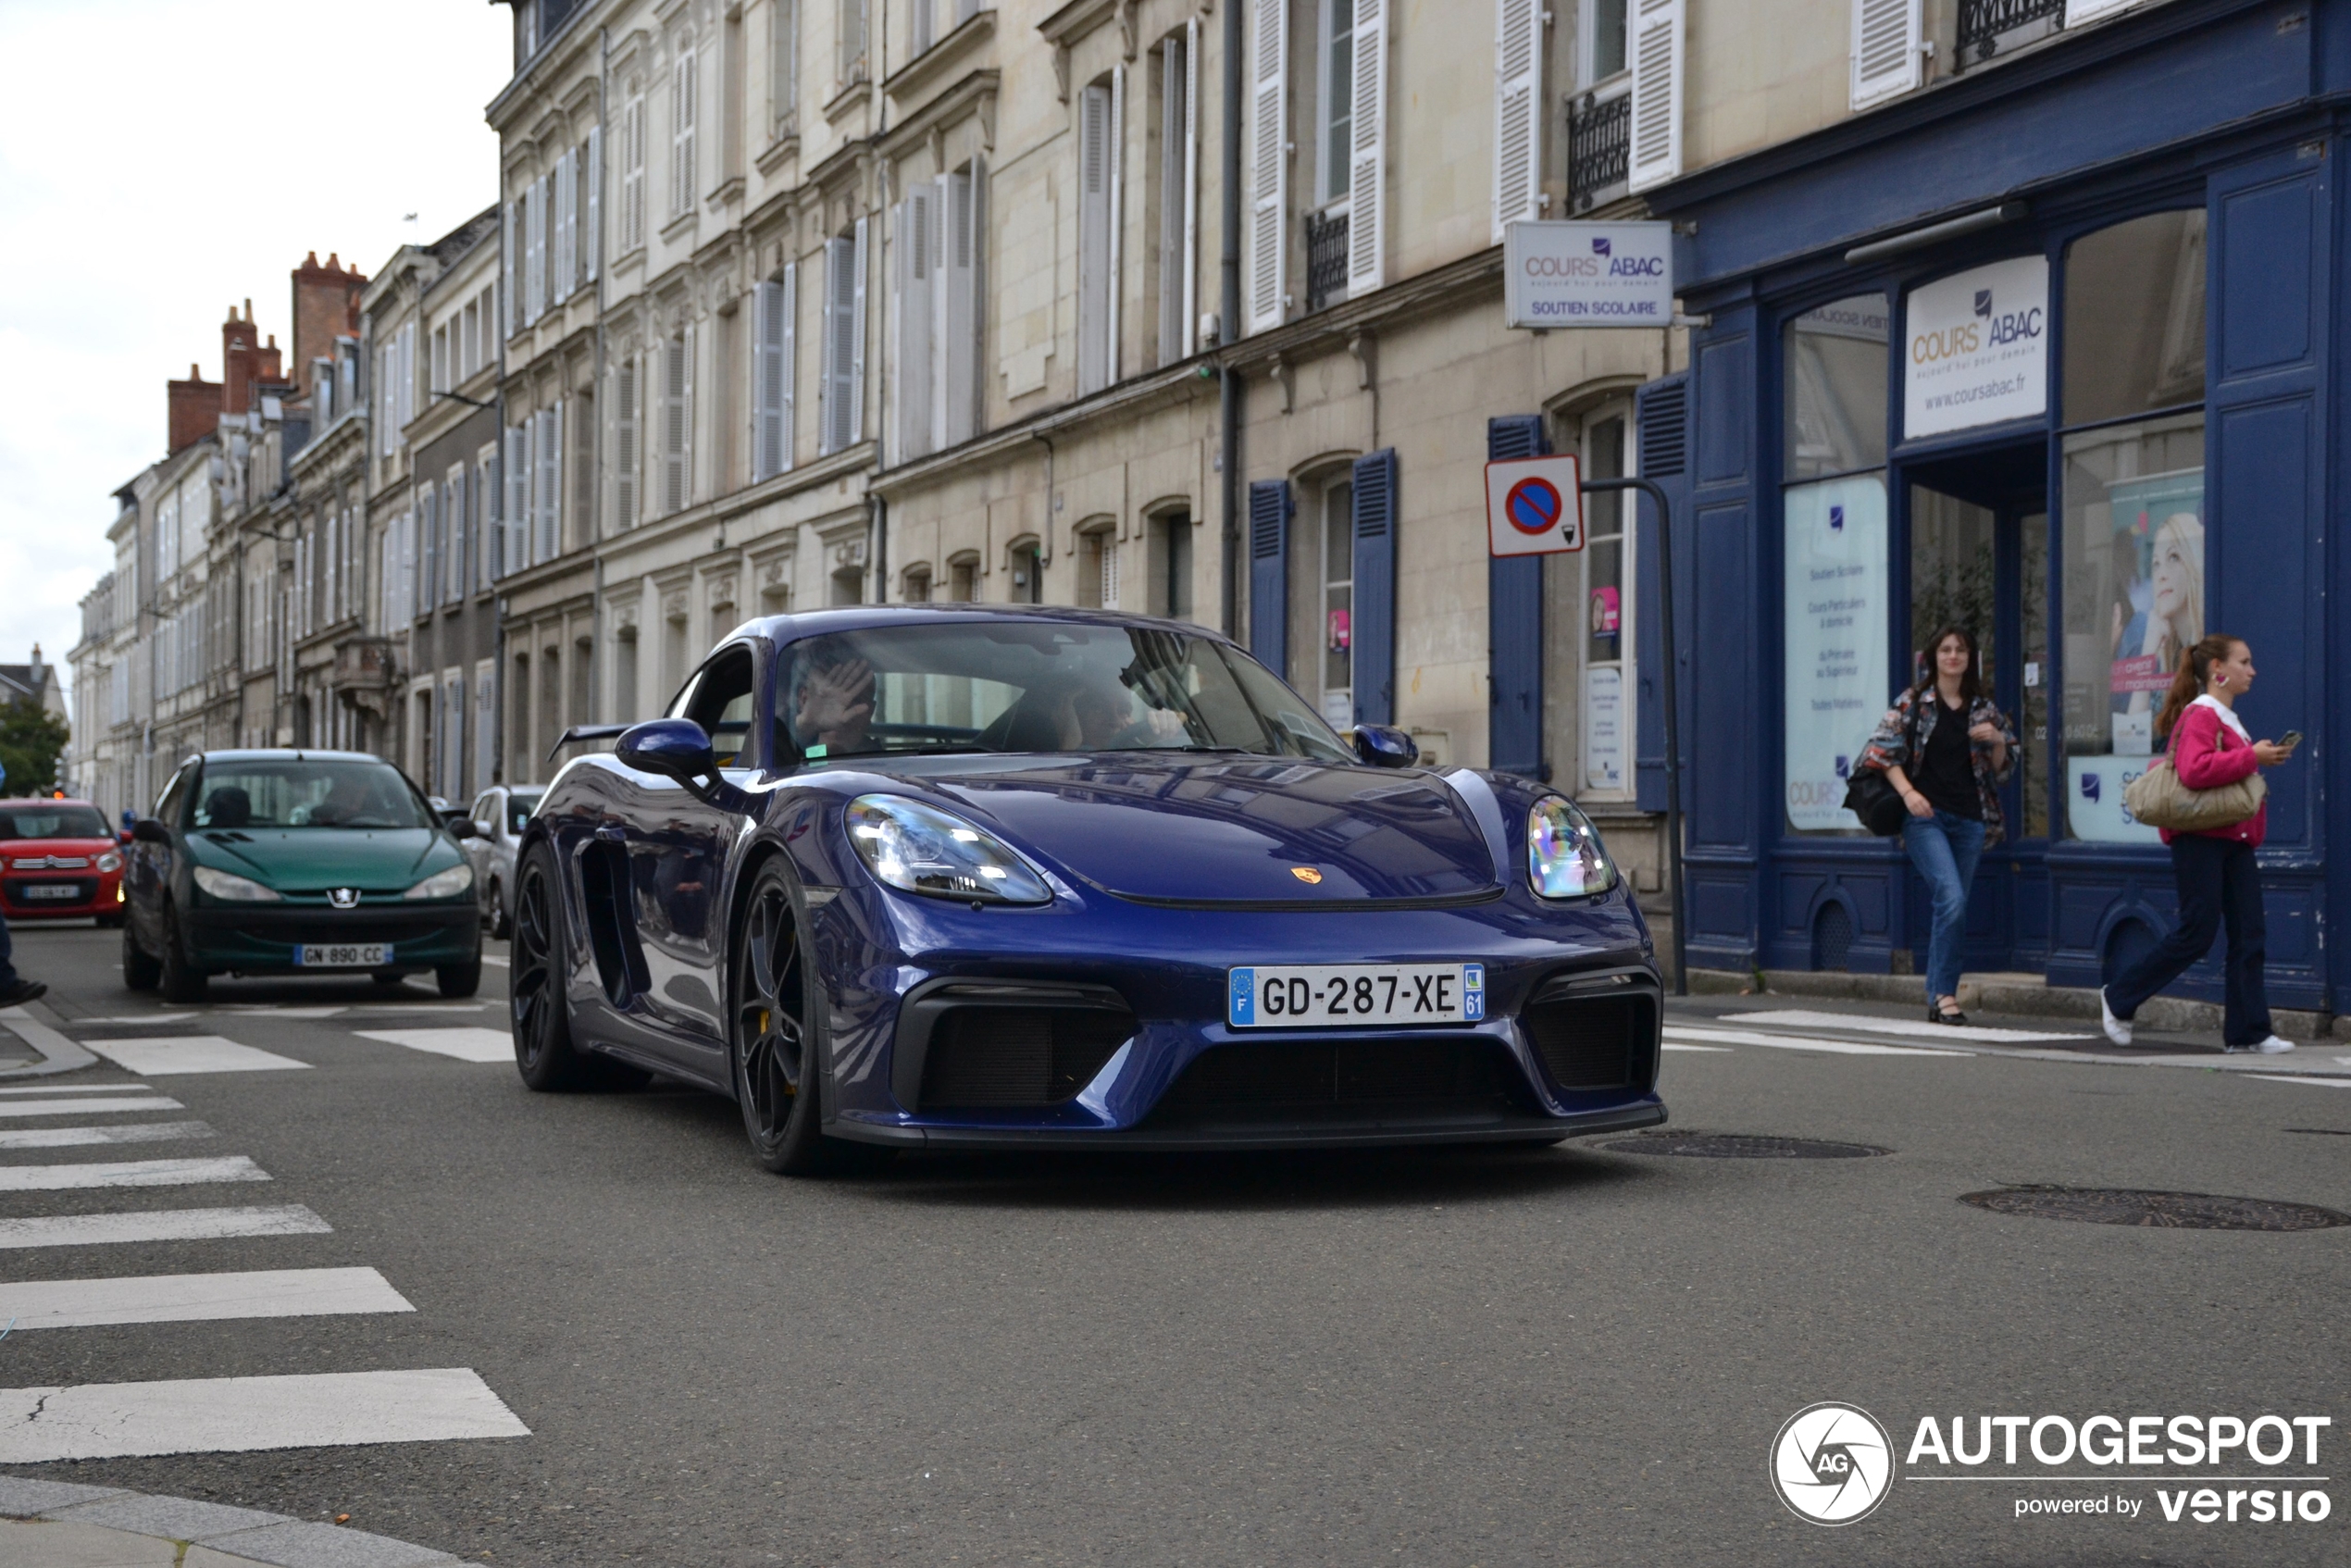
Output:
[
  {"xmin": 2, "ymin": 873, "xmax": 124, "ymax": 919},
  {"xmin": 829, "ymin": 1098, "xmax": 1665, "ymax": 1151},
  {"xmin": 181, "ymin": 902, "xmax": 480, "ymax": 973}
]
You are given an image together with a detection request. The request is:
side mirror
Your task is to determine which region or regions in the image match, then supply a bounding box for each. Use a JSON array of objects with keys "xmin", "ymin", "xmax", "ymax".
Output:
[
  {"xmin": 616, "ymin": 717, "xmax": 718, "ymax": 784},
  {"xmin": 1350, "ymin": 724, "xmax": 1420, "ymax": 769},
  {"xmin": 131, "ymin": 818, "xmax": 173, "ymax": 845},
  {"xmin": 446, "ymin": 818, "xmax": 479, "ymax": 840}
]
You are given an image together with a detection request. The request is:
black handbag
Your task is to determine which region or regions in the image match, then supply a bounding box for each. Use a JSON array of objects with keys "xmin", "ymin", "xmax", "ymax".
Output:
[{"xmin": 1841, "ymin": 701, "xmax": 1918, "ymax": 837}]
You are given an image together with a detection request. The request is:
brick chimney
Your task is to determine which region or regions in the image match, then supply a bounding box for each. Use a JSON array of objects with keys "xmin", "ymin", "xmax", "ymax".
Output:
[
  {"xmin": 222, "ymin": 301, "xmax": 262, "ymax": 416},
  {"xmin": 168, "ymin": 362, "xmax": 220, "ymax": 454},
  {"xmin": 291, "ymin": 252, "xmax": 367, "ymax": 404}
]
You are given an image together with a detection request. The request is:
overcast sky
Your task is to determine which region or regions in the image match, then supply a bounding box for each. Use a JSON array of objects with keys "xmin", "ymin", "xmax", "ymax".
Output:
[{"xmin": 0, "ymin": 0, "xmax": 512, "ymax": 706}]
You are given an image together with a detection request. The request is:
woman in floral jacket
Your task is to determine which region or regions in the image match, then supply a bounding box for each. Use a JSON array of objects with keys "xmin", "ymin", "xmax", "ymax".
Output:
[{"xmin": 1856, "ymin": 625, "xmax": 2020, "ymax": 1024}]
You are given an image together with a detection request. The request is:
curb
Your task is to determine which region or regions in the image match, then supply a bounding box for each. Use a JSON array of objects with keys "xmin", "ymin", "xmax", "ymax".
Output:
[
  {"xmin": 0, "ymin": 1476, "xmax": 460, "ymax": 1566},
  {"xmin": 1688, "ymin": 967, "xmax": 2345, "ymax": 1042},
  {"xmin": 0, "ymin": 1003, "xmax": 98, "ymax": 1078}
]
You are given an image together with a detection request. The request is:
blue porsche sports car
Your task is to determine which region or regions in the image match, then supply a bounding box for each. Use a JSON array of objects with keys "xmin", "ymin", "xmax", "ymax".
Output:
[{"xmin": 511, "ymin": 605, "xmax": 1666, "ymax": 1171}]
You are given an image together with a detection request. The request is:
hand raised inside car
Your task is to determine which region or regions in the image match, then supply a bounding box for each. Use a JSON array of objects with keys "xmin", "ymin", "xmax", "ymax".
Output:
[{"xmin": 796, "ymin": 658, "xmax": 875, "ymax": 748}]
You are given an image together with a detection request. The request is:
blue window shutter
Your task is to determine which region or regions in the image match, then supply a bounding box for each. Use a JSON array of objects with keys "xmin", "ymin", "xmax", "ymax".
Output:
[
  {"xmin": 1486, "ymin": 416, "xmax": 1546, "ymax": 777},
  {"xmin": 1634, "ymin": 374, "xmax": 1689, "ymax": 812},
  {"xmin": 1249, "ymin": 479, "xmax": 1292, "ymax": 676},
  {"xmin": 1350, "ymin": 449, "xmax": 1398, "ymax": 726}
]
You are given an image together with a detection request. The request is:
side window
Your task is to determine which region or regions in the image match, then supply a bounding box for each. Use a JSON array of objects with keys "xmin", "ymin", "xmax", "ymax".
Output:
[
  {"xmin": 682, "ymin": 648, "xmax": 758, "ymax": 767},
  {"xmin": 469, "ymin": 791, "xmax": 497, "ymax": 828},
  {"xmin": 155, "ymin": 764, "xmax": 194, "ymax": 828}
]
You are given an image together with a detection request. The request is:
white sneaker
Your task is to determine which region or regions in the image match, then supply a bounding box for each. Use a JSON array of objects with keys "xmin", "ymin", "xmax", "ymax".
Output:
[
  {"xmin": 2099, "ymin": 988, "xmax": 2132, "ymax": 1046},
  {"xmin": 2227, "ymin": 1036, "xmax": 2295, "ymax": 1055}
]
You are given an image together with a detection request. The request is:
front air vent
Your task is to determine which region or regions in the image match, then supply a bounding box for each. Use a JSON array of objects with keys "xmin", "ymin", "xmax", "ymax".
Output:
[
  {"xmin": 916, "ymin": 998, "xmax": 1137, "ymax": 1109},
  {"xmin": 1521, "ymin": 978, "xmax": 1660, "ymax": 1094},
  {"xmin": 1154, "ymin": 1039, "xmax": 1513, "ymax": 1114}
]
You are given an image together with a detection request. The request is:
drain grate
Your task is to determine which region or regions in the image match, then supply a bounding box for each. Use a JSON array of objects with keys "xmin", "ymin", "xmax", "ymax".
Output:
[
  {"xmin": 1959, "ymin": 1187, "xmax": 2351, "ymax": 1231},
  {"xmin": 1598, "ymin": 1131, "xmax": 1890, "ymax": 1159}
]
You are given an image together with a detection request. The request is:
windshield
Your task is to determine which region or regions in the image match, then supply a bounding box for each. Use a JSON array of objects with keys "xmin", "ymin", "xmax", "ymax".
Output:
[
  {"xmin": 777, "ymin": 621, "xmax": 1355, "ymax": 765},
  {"xmin": 0, "ymin": 806, "xmax": 109, "ymax": 840},
  {"xmin": 190, "ymin": 760, "xmax": 436, "ymax": 830}
]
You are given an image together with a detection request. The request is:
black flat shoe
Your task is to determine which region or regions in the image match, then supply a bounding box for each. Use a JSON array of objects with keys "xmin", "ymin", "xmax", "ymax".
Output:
[
  {"xmin": 0, "ymin": 979, "xmax": 45, "ymax": 1007},
  {"xmin": 1934, "ymin": 1005, "xmax": 1968, "ymax": 1026}
]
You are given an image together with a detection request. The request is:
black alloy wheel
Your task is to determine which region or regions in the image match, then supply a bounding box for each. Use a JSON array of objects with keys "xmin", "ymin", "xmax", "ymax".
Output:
[
  {"xmin": 121, "ymin": 917, "xmax": 160, "ymax": 991},
  {"xmin": 510, "ymin": 843, "xmax": 595, "ymax": 1089},
  {"xmin": 488, "ymin": 877, "xmax": 512, "ymax": 940},
  {"xmin": 157, "ymin": 904, "xmax": 207, "ymax": 1003},
  {"xmin": 731, "ymin": 859, "xmax": 861, "ymax": 1175}
]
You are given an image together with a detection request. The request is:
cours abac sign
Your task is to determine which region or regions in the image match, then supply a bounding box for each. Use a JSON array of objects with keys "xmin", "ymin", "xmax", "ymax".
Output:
[
  {"xmin": 1504, "ymin": 221, "xmax": 1674, "ymax": 329},
  {"xmin": 1485, "ymin": 454, "xmax": 1586, "ymax": 558}
]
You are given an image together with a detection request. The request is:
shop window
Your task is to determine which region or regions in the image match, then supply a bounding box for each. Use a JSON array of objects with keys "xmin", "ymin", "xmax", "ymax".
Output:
[
  {"xmin": 1561, "ymin": 406, "xmax": 1633, "ymax": 795},
  {"xmin": 2062, "ymin": 210, "xmax": 2206, "ymax": 428},
  {"xmin": 1785, "ymin": 293, "xmax": 1888, "ymax": 480},
  {"xmin": 2059, "ymin": 412, "xmax": 2203, "ymax": 842}
]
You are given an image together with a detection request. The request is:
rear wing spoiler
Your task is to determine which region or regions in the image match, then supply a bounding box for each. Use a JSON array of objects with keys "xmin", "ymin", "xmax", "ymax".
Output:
[{"xmin": 545, "ymin": 724, "xmax": 629, "ymax": 764}]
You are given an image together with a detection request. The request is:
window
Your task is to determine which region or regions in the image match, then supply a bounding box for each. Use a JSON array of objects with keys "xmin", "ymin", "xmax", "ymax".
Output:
[
  {"xmin": 1314, "ymin": 478, "xmax": 1352, "ymax": 729},
  {"xmin": 1321, "ymin": 0, "xmax": 1355, "ymax": 206},
  {"xmin": 820, "ymin": 225, "xmax": 866, "ymax": 454},
  {"xmin": 754, "ymin": 266, "xmax": 797, "ymax": 479},
  {"xmin": 1008, "ymin": 541, "xmax": 1042, "ymax": 604},
  {"xmin": 621, "ymin": 85, "xmax": 647, "ymax": 251},
  {"xmin": 431, "ymin": 324, "xmax": 450, "ymax": 397},
  {"xmin": 2062, "ymin": 210, "xmax": 2205, "ymax": 428},
  {"xmin": 722, "ymin": 7, "xmax": 746, "ymax": 182},
  {"xmin": 613, "ymin": 355, "xmax": 641, "ymax": 528},
  {"xmin": 1577, "ymin": 412, "xmax": 1631, "ymax": 792},
  {"xmin": 525, "ymin": 177, "xmax": 546, "ymax": 322},
  {"xmin": 893, "ymin": 167, "xmax": 980, "ymax": 458},
  {"xmin": 671, "ymin": 37, "xmax": 699, "ymax": 219},
  {"xmin": 1154, "ymin": 25, "xmax": 1200, "ymax": 367},
  {"xmin": 840, "ymin": 0, "xmax": 867, "ymax": 85},
  {"xmin": 504, "ymin": 426, "xmax": 530, "ymax": 574},
  {"xmin": 1079, "ymin": 527, "xmax": 1120, "ymax": 609},
  {"xmin": 1582, "ymin": 0, "xmax": 1629, "ymax": 81},
  {"xmin": 911, "ymin": 0, "xmax": 933, "ymax": 55},
  {"xmin": 771, "ymin": 1, "xmax": 798, "ymax": 134},
  {"xmin": 903, "ymin": 566, "xmax": 931, "ymax": 603},
  {"xmin": 614, "ymin": 628, "xmax": 640, "ymax": 724},
  {"xmin": 660, "ymin": 332, "xmax": 691, "ymax": 514},
  {"xmin": 1076, "ymin": 78, "xmax": 1120, "ymax": 395},
  {"xmin": 476, "ymin": 444, "xmax": 499, "ymax": 587},
  {"xmin": 554, "ymin": 147, "xmax": 577, "ymax": 303},
  {"xmin": 459, "ymin": 305, "xmax": 477, "ymax": 381},
  {"xmin": 536, "ymin": 403, "xmax": 565, "ymax": 563},
  {"xmin": 950, "ymin": 555, "xmax": 977, "ymax": 602},
  {"xmin": 1781, "ymin": 293, "xmax": 1889, "ymax": 832},
  {"xmin": 1156, "ymin": 510, "xmax": 1192, "ymax": 621}
]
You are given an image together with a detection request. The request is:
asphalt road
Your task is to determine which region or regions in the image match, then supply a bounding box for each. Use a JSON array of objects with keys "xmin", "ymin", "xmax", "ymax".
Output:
[{"xmin": 0, "ymin": 918, "xmax": 2345, "ymax": 1566}]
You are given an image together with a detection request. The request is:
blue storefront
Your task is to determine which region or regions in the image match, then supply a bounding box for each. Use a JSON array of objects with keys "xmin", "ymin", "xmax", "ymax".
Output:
[{"xmin": 1627, "ymin": 0, "xmax": 2351, "ymax": 1014}]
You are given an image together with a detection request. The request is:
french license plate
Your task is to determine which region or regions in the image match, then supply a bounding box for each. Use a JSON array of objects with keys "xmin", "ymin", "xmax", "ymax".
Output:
[
  {"xmin": 1228, "ymin": 963, "xmax": 1485, "ymax": 1028},
  {"xmin": 19, "ymin": 885, "xmax": 80, "ymax": 901},
  {"xmin": 296, "ymin": 943, "xmax": 392, "ymax": 968}
]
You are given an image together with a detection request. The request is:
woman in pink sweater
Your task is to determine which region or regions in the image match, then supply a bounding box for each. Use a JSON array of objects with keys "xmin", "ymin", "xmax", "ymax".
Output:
[{"xmin": 2101, "ymin": 635, "xmax": 2299, "ymax": 1053}]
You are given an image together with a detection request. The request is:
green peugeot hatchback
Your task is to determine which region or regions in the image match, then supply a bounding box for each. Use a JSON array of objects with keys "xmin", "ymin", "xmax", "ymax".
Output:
[{"xmin": 122, "ymin": 751, "xmax": 483, "ymax": 1002}]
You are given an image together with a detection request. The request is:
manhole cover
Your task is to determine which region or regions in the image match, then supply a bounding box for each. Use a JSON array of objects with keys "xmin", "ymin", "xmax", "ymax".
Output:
[
  {"xmin": 1959, "ymin": 1187, "xmax": 2351, "ymax": 1231},
  {"xmin": 1598, "ymin": 1131, "xmax": 1890, "ymax": 1159}
]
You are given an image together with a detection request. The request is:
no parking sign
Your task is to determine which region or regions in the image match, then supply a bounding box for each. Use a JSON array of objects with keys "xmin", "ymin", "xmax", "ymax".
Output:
[{"xmin": 1484, "ymin": 454, "xmax": 1585, "ymax": 557}]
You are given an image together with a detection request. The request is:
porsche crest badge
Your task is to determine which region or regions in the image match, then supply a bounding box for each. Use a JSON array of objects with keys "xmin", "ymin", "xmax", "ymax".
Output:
[{"xmin": 1290, "ymin": 866, "xmax": 1323, "ymax": 884}]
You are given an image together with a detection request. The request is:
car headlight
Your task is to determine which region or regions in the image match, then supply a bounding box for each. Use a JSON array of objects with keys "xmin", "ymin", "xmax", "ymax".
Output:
[
  {"xmin": 95, "ymin": 852, "xmax": 122, "ymax": 873},
  {"xmin": 403, "ymin": 863, "xmax": 476, "ymax": 901},
  {"xmin": 193, "ymin": 865, "xmax": 281, "ymax": 902},
  {"xmin": 1527, "ymin": 796, "xmax": 1618, "ymax": 900},
  {"xmin": 845, "ymin": 795, "xmax": 1051, "ymax": 905}
]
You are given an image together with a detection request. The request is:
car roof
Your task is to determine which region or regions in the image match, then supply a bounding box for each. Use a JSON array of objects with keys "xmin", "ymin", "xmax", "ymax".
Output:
[
  {"xmin": 731, "ymin": 603, "xmax": 1237, "ymax": 647},
  {"xmin": 193, "ymin": 750, "xmax": 397, "ymax": 764}
]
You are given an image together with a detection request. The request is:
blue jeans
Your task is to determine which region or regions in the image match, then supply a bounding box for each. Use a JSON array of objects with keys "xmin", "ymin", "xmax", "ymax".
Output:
[
  {"xmin": 0, "ymin": 910, "xmax": 15, "ymax": 991},
  {"xmin": 1902, "ymin": 809, "xmax": 1986, "ymax": 1004}
]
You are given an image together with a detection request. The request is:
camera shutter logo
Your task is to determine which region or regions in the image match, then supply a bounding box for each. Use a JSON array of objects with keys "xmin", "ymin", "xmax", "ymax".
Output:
[{"xmin": 1771, "ymin": 1402, "xmax": 1897, "ymax": 1525}]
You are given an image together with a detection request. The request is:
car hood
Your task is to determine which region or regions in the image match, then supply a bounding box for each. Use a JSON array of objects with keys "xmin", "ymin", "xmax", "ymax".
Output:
[
  {"xmin": 905, "ymin": 755, "xmax": 1501, "ymax": 904},
  {"xmin": 187, "ymin": 828, "xmax": 454, "ymax": 893}
]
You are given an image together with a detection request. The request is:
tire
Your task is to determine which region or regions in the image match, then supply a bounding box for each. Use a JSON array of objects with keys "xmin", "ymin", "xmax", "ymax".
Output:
[
  {"xmin": 157, "ymin": 905, "xmax": 207, "ymax": 1003},
  {"xmin": 437, "ymin": 958, "xmax": 482, "ymax": 998},
  {"xmin": 508, "ymin": 841, "xmax": 643, "ymax": 1091},
  {"xmin": 488, "ymin": 878, "xmax": 511, "ymax": 940},
  {"xmin": 121, "ymin": 918, "xmax": 160, "ymax": 991},
  {"xmin": 730, "ymin": 859, "xmax": 875, "ymax": 1176}
]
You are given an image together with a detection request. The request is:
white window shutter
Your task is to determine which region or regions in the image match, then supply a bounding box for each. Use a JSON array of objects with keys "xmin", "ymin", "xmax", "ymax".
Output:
[
  {"xmin": 538, "ymin": 405, "xmax": 563, "ymax": 563},
  {"xmin": 1182, "ymin": 19, "xmax": 1200, "ymax": 357},
  {"xmin": 1347, "ymin": 0, "xmax": 1387, "ymax": 293},
  {"xmin": 398, "ymin": 323, "xmax": 415, "ymax": 427},
  {"xmin": 1077, "ymin": 82, "xmax": 1113, "ymax": 393},
  {"xmin": 615, "ymin": 356, "xmax": 640, "ymax": 526},
  {"xmin": 1849, "ymin": 0, "xmax": 1921, "ymax": 110},
  {"xmin": 504, "ymin": 427, "xmax": 529, "ymax": 576},
  {"xmin": 525, "ymin": 180, "xmax": 544, "ymax": 323},
  {"xmin": 663, "ymin": 335, "xmax": 689, "ymax": 513},
  {"xmin": 682, "ymin": 325, "xmax": 697, "ymax": 504},
  {"xmin": 940, "ymin": 170, "xmax": 976, "ymax": 447},
  {"xmin": 1246, "ymin": 0, "xmax": 1288, "ymax": 332},
  {"xmin": 896, "ymin": 189, "xmax": 934, "ymax": 461},
  {"xmin": 621, "ymin": 94, "xmax": 644, "ymax": 251},
  {"xmin": 779, "ymin": 261, "xmax": 798, "ymax": 470},
  {"xmin": 822, "ymin": 237, "xmax": 851, "ymax": 454},
  {"xmin": 556, "ymin": 151, "xmax": 576, "ymax": 303},
  {"xmin": 584, "ymin": 124, "xmax": 602, "ymax": 281},
  {"xmin": 674, "ymin": 43, "xmax": 699, "ymax": 216},
  {"xmin": 849, "ymin": 216, "xmax": 867, "ymax": 445},
  {"xmin": 1627, "ymin": 0, "xmax": 1684, "ymax": 193},
  {"xmin": 1107, "ymin": 65, "xmax": 1124, "ymax": 384},
  {"xmin": 501, "ymin": 202, "xmax": 516, "ymax": 339},
  {"xmin": 754, "ymin": 281, "xmax": 782, "ymax": 479},
  {"xmin": 1493, "ymin": 0, "xmax": 1541, "ymax": 244}
]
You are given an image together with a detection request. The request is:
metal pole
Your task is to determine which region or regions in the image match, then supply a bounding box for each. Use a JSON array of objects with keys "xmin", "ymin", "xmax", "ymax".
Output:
[{"xmin": 1580, "ymin": 476, "xmax": 1686, "ymax": 996}]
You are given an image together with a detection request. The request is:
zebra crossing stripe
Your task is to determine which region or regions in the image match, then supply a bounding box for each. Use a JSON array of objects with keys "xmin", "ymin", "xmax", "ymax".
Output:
[
  {"xmin": 354, "ymin": 1028, "xmax": 513, "ymax": 1063},
  {"xmin": 0, "ymin": 1267, "xmax": 414, "ymax": 1331},
  {"xmin": 0, "ymin": 1157, "xmax": 268, "ymax": 1192},
  {"xmin": 0, "ymin": 1367, "xmax": 531, "ymax": 1462},
  {"xmin": 0, "ymin": 1205, "xmax": 331, "ymax": 1250},
  {"xmin": 0, "ymin": 1084, "xmax": 167, "ymax": 1096},
  {"xmin": 0, "ymin": 1121, "xmax": 213, "ymax": 1151},
  {"xmin": 0, "ymin": 1097, "xmax": 181, "ymax": 1118},
  {"xmin": 84, "ymin": 1038, "xmax": 310, "ymax": 1076}
]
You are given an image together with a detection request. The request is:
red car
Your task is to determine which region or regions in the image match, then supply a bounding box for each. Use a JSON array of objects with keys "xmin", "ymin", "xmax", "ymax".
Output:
[{"xmin": 0, "ymin": 798, "xmax": 125, "ymax": 926}]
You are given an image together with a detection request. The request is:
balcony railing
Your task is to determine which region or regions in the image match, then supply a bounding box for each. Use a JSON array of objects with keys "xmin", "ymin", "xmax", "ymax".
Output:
[
  {"xmin": 1306, "ymin": 209, "xmax": 1350, "ymax": 315},
  {"xmin": 1958, "ymin": 0, "xmax": 2065, "ymax": 67},
  {"xmin": 1569, "ymin": 90, "xmax": 1630, "ymax": 212}
]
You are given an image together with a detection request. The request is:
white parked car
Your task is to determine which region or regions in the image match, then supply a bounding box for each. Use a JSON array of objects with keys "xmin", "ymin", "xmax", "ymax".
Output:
[{"xmin": 463, "ymin": 785, "xmax": 544, "ymax": 939}]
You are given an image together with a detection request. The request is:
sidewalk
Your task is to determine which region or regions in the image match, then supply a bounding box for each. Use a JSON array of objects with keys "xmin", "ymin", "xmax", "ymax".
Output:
[{"xmin": 0, "ymin": 1479, "xmax": 460, "ymax": 1567}]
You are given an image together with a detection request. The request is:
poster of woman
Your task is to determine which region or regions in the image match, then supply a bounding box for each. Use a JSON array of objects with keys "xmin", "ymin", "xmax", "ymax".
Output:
[{"xmin": 2103, "ymin": 473, "xmax": 2204, "ymax": 756}]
